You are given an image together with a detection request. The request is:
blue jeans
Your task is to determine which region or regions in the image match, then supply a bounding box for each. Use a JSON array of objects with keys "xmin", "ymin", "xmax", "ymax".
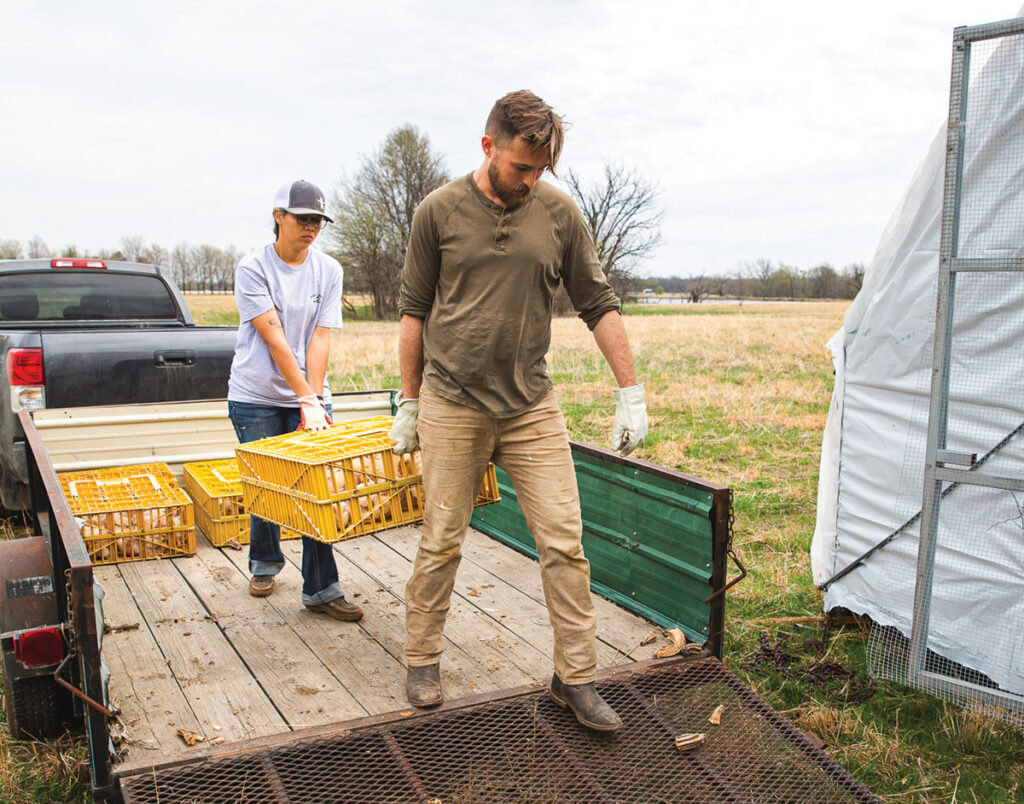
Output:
[{"xmin": 228, "ymin": 400, "xmax": 344, "ymax": 606}]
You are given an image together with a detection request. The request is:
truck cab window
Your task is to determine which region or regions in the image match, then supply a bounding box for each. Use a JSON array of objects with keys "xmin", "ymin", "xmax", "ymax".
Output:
[{"xmin": 0, "ymin": 272, "xmax": 180, "ymax": 321}]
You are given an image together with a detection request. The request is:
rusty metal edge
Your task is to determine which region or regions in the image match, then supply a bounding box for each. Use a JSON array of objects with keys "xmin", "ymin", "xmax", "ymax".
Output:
[
  {"xmin": 570, "ymin": 440, "xmax": 730, "ymax": 494},
  {"xmin": 19, "ymin": 410, "xmax": 113, "ymax": 797}
]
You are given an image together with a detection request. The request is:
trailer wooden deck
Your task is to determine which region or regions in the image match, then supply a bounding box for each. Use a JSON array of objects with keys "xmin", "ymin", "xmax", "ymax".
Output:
[{"xmin": 99, "ymin": 524, "xmax": 659, "ymax": 773}]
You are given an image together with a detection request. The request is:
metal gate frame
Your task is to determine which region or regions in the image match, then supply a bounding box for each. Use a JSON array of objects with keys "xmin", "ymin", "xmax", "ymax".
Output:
[{"xmin": 910, "ymin": 15, "xmax": 1024, "ymax": 710}]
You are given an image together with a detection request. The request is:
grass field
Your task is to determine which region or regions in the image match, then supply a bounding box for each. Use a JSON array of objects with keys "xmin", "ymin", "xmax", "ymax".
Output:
[{"xmin": 3, "ymin": 295, "xmax": 1022, "ymax": 802}]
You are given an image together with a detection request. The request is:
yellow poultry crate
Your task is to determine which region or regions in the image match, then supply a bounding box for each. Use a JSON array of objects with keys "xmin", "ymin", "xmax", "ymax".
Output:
[
  {"xmin": 235, "ymin": 418, "xmax": 500, "ymax": 544},
  {"xmin": 59, "ymin": 463, "xmax": 195, "ymax": 565},
  {"xmin": 183, "ymin": 458, "xmax": 301, "ymax": 547}
]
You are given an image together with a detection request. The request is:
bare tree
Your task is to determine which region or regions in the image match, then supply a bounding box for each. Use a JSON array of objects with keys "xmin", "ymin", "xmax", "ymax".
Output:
[
  {"xmin": 685, "ymin": 276, "xmax": 714, "ymax": 303},
  {"xmin": 564, "ymin": 164, "xmax": 663, "ymax": 302},
  {"xmin": 843, "ymin": 262, "xmax": 865, "ymax": 295},
  {"xmin": 120, "ymin": 235, "xmax": 146, "ymax": 262},
  {"xmin": 744, "ymin": 258, "xmax": 775, "ymax": 298},
  {"xmin": 0, "ymin": 239, "xmax": 24, "ymax": 259},
  {"xmin": 327, "ymin": 125, "xmax": 448, "ymax": 318},
  {"xmin": 26, "ymin": 236, "xmax": 49, "ymax": 258},
  {"xmin": 144, "ymin": 243, "xmax": 169, "ymax": 268},
  {"xmin": 808, "ymin": 263, "xmax": 840, "ymax": 298}
]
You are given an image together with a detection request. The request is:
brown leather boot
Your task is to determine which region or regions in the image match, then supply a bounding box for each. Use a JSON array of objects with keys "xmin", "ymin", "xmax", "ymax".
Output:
[
  {"xmin": 550, "ymin": 674, "xmax": 623, "ymax": 732},
  {"xmin": 406, "ymin": 663, "xmax": 443, "ymax": 708}
]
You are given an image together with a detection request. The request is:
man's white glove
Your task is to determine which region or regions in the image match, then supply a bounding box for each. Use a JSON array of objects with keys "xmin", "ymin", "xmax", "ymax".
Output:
[
  {"xmin": 298, "ymin": 394, "xmax": 331, "ymax": 432},
  {"xmin": 389, "ymin": 395, "xmax": 419, "ymax": 454},
  {"xmin": 612, "ymin": 383, "xmax": 648, "ymax": 456}
]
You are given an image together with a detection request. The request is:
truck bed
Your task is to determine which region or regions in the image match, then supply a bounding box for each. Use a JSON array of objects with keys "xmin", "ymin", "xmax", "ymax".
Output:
[{"xmin": 102, "ymin": 522, "xmax": 656, "ymax": 773}]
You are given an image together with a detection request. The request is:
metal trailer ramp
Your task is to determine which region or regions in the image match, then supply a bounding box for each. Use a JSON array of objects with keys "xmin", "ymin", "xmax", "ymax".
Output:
[{"xmin": 118, "ymin": 656, "xmax": 878, "ymax": 803}]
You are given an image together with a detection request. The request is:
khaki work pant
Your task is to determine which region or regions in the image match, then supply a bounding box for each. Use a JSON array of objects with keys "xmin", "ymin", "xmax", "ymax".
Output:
[{"xmin": 405, "ymin": 385, "xmax": 598, "ymax": 684}]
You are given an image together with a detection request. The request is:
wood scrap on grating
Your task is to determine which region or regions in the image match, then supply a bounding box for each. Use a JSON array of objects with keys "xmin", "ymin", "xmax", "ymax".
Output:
[{"xmin": 674, "ymin": 733, "xmax": 706, "ymax": 752}]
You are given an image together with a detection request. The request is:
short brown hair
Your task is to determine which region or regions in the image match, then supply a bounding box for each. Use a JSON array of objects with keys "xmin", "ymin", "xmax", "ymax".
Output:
[{"xmin": 485, "ymin": 90, "xmax": 565, "ymax": 175}]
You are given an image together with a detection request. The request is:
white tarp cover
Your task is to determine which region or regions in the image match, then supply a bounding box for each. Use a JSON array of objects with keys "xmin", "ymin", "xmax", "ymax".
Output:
[{"xmin": 811, "ymin": 21, "xmax": 1024, "ymax": 694}]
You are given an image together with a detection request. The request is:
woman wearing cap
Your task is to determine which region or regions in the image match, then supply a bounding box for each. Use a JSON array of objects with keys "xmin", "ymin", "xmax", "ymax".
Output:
[{"xmin": 226, "ymin": 179, "xmax": 363, "ymax": 622}]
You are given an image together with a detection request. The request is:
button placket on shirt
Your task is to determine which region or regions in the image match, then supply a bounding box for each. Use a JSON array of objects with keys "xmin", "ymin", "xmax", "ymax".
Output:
[{"xmin": 493, "ymin": 209, "xmax": 510, "ymax": 253}]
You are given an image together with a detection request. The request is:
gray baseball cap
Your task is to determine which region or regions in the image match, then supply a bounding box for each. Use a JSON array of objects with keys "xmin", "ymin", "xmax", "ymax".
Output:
[{"xmin": 273, "ymin": 180, "xmax": 333, "ymax": 223}]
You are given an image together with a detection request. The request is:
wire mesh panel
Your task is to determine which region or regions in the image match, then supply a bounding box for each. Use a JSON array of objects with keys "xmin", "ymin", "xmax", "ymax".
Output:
[
  {"xmin": 869, "ymin": 18, "xmax": 1024, "ymax": 727},
  {"xmin": 118, "ymin": 657, "xmax": 879, "ymax": 803}
]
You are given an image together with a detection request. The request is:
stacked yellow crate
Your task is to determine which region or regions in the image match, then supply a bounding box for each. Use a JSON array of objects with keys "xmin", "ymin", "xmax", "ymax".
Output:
[
  {"xmin": 59, "ymin": 463, "xmax": 195, "ymax": 565},
  {"xmin": 235, "ymin": 417, "xmax": 500, "ymax": 543},
  {"xmin": 183, "ymin": 458, "xmax": 301, "ymax": 547}
]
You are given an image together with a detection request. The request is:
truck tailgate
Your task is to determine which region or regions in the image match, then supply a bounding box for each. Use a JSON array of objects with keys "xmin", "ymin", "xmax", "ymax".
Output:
[{"xmin": 41, "ymin": 328, "xmax": 235, "ymax": 407}]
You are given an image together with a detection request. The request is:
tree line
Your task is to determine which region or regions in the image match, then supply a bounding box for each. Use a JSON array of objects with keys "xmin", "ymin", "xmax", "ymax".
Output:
[
  {"xmin": 645, "ymin": 259, "xmax": 865, "ymax": 303},
  {"xmin": 0, "ymin": 123, "xmax": 866, "ymax": 310},
  {"xmin": 0, "ymin": 236, "xmax": 241, "ymax": 292}
]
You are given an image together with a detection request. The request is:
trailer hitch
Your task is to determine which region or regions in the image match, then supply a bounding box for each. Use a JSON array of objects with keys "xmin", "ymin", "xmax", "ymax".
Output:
[{"xmin": 53, "ymin": 651, "xmax": 114, "ymax": 718}]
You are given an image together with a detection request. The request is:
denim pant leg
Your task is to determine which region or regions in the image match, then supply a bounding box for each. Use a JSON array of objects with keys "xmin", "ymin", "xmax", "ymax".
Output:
[{"xmin": 228, "ymin": 401, "xmax": 343, "ymax": 605}]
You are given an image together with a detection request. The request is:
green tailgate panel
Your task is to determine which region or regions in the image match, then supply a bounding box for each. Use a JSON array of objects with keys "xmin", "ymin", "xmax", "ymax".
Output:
[{"xmin": 471, "ymin": 447, "xmax": 721, "ymax": 646}]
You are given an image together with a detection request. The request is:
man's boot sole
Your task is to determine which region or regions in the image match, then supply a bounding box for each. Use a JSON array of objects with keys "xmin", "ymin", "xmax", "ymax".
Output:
[{"xmin": 408, "ymin": 695, "xmax": 443, "ymax": 709}]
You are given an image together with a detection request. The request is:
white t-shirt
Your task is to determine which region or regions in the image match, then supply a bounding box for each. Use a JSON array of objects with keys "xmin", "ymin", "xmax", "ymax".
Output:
[{"xmin": 227, "ymin": 243, "xmax": 343, "ymax": 406}]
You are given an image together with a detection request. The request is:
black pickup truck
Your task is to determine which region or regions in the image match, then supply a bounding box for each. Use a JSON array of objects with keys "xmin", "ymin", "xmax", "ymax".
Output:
[{"xmin": 0, "ymin": 258, "xmax": 236, "ymax": 509}]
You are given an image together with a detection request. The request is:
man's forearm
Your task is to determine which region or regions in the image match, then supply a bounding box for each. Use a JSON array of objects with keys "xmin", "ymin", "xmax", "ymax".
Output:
[
  {"xmin": 397, "ymin": 315, "xmax": 425, "ymax": 398},
  {"xmin": 592, "ymin": 310, "xmax": 637, "ymax": 387}
]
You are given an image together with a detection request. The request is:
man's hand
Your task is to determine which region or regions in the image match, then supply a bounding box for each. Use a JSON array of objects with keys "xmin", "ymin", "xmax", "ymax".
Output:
[
  {"xmin": 389, "ymin": 395, "xmax": 419, "ymax": 454},
  {"xmin": 612, "ymin": 383, "xmax": 648, "ymax": 456},
  {"xmin": 298, "ymin": 394, "xmax": 331, "ymax": 432}
]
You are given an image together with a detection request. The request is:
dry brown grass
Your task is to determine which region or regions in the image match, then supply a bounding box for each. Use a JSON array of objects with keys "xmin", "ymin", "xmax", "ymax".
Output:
[{"xmin": 0, "ymin": 729, "xmax": 90, "ymax": 803}]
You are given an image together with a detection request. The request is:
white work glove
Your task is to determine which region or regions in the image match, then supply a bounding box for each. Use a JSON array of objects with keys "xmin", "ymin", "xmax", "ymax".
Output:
[
  {"xmin": 298, "ymin": 394, "xmax": 331, "ymax": 432},
  {"xmin": 612, "ymin": 383, "xmax": 648, "ymax": 456},
  {"xmin": 389, "ymin": 395, "xmax": 419, "ymax": 454}
]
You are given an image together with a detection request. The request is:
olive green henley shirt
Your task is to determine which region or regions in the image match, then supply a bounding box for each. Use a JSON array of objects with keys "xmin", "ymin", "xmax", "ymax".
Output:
[{"xmin": 399, "ymin": 173, "xmax": 621, "ymax": 418}]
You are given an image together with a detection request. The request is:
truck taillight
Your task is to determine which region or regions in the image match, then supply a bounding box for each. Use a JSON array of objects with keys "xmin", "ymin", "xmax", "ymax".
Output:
[
  {"xmin": 7, "ymin": 349, "xmax": 44, "ymax": 385},
  {"xmin": 13, "ymin": 627, "xmax": 66, "ymax": 668},
  {"xmin": 6, "ymin": 349, "xmax": 45, "ymax": 411},
  {"xmin": 50, "ymin": 258, "xmax": 107, "ymax": 269}
]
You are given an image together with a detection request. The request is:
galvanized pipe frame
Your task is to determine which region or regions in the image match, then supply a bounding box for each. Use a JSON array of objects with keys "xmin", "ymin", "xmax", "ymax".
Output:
[{"xmin": 908, "ymin": 16, "xmax": 1024, "ymax": 710}]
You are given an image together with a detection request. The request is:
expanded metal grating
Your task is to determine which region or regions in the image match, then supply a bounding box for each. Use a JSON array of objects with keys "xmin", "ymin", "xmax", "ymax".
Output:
[{"xmin": 118, "ymin": 657, "xmax": 878, "ymax": 803}]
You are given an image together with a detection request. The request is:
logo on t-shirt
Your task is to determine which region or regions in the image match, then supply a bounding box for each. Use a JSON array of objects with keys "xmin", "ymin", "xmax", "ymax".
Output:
[{"xmin": 311, "ymin": 293, "xmax": 322, "ymax": 304}]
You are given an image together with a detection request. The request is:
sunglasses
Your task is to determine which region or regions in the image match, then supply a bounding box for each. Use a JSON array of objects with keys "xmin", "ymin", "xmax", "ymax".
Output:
[{"xmin": 290, "ymin": 213, "xmax": 328, "ymax": 230}]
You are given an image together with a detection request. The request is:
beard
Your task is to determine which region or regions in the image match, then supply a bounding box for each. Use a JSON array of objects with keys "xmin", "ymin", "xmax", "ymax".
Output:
[{"xmin": 487, "ymin": 160, "xmax": 530, "ymax": 208}]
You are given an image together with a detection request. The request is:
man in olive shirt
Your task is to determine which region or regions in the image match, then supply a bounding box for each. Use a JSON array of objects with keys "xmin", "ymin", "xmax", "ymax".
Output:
[{"xmin": 389, "ymin": 90, "xmax": 648, "ymax": 732}]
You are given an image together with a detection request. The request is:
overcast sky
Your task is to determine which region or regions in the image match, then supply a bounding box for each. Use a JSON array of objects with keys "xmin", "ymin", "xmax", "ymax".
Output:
[{"xmin": 2, "ymin": 1, "xmax": 1019, "ymax": 277}]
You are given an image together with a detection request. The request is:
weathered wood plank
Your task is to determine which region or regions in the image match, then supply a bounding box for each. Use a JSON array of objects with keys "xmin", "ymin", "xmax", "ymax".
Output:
[
  {"xmin": 115, "ymin": 557, "xmax": 286, "ymax": 746},
  {"xmin": 216, "ymin": 540, "xmax": 408, "ymax": 716},
  {"xmin": 105, "ymin": 521, "xmax": 665, "ymax": 770},
  {"xmin": 278, "ymin": 537, "xmax": 502, "ymax": 700},
  {"xmin": 296, "ymin": 531, "xmax": 555, "ymax": 693},
  {"xmin": 460, "ymin": 527, "xmax": 661, "ymax": 660},
  {"xmin": 381, "ymin": 526, "xmax": 631, "ymax": 668},
  {"xmin": 95, "ymin": 566, "xmax": 201, "ymax": 765},
  {"xmin": 172, "ymin": 538, "xmax": 371, "ymax": 727}
]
